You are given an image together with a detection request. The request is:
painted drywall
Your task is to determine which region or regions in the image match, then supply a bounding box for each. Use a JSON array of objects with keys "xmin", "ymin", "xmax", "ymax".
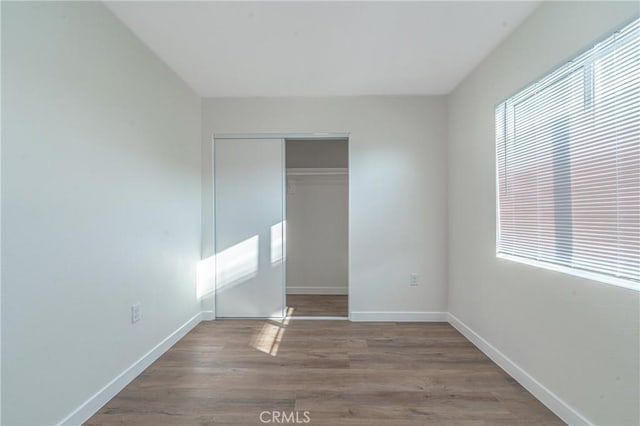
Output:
[
  {"xmin": 447, "ymin": 2, "xmax": 639, "ymax": 425},
  {"xmin": 286, "ymin": 173, "xmax": 348, "ymax": 295},
  {"xmin": 1, "ymin": 2, "xmax": 202, "ymax": 425},
  {"xmin": 202, "ymin": 97, "xmax": 448, "ymax": 316},
  {"xmin": 286, "ymin": 139, "xmax": 348, "ymax": 168},
  {"xmin": 286, "ymin": 141, "xmax": 348, "ymax": 295}
]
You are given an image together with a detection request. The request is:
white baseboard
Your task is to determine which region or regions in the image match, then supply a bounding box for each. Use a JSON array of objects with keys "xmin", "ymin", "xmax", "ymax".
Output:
[
  {"xmin": 287, "ymin": 316, "xmax": 349, "ymax": 320},
  {"xmin": 55, "ymin": 308, "xmax": 590, "ymax": 426},
  {"xmin": 58, "ymin": 312, "xmax": 203, "ymax": 425},
  {"xmin": 287, "ymin": 286, "xmax": 348, "ymax": 295},
  {"xmin": 350, "ymin": 311, "xmax": 447, "ymax": 322},
  {"xmin": 446, "ymin": 313, "xmax": 591, "ymax": 426}
]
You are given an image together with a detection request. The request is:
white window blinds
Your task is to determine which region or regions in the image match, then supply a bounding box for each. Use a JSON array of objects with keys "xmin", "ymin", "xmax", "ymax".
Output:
[{"xmin": 496, "ymin": 18, "xmax": 640, "ymax": 286}]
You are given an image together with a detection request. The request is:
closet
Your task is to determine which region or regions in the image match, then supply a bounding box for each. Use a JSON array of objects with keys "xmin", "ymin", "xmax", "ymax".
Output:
[
  {"xmin": 213, "ymin": 135, "xmax": 348, "ymax": 318},
  {"xmin": 285, "ymin": 139, "xmax": 349, "ymax": 317}
]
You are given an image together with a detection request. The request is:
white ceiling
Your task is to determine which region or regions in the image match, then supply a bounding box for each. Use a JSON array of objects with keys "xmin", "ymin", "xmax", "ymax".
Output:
[{"xmin": 106, "ymin": 1, "xmax": 540, "ymax": 97}]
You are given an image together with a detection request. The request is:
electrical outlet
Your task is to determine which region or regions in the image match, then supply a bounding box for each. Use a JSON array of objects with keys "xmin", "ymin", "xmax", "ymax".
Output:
[
  {"xmin": 131, "ymin": 303, "xmax": 141, "ymax": 323},
  {"xmin": 410, "ymin": 273, "xmax": 419, "ymax": 286}
]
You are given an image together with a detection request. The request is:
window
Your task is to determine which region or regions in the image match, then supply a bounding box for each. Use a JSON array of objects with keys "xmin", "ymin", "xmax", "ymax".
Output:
[{"xmin": 496, "ymin": 18, "xmax": 639, "ymax": 288}]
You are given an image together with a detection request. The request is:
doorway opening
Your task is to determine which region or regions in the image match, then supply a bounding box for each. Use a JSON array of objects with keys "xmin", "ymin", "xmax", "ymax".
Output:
[{"xmin": 285, "ymin": 138, "xmax": 349, "ymax": 318}]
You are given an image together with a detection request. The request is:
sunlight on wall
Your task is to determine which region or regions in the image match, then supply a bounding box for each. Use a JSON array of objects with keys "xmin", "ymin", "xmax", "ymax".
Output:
[
  {"xmin": 196, "ymin": 255, "xmax": 215, "ymax": 300},
  {"xmin": 216, "ymin": 235, "xmax": 259, "ymax": 289},
  {"xmin": 270, "ymin": 221, "xmax": 286, "ymax": 265}
]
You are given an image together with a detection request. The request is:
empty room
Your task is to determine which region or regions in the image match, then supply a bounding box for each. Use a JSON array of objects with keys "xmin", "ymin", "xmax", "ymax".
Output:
[{"xmin": 1, "ymin": 1, "xmax": 638, "ymax": 425}]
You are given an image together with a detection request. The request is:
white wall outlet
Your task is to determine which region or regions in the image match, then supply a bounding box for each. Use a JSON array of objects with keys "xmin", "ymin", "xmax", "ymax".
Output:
[
  {"xmin": 131, "ymin": 303, "xmax": 141, "ymax": 323},
  {"xmin": 410, "ymin": 273, "xmax": 419, "ymax": 286}
]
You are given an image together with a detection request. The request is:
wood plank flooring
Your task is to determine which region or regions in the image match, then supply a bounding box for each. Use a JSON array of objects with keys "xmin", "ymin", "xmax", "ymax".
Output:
[
  {"xmin": 287, "ymin": 295, "xmax": 348, "ymax": 317},
  {"xmin": 86, "ymin": 320, "xmax": 564, "ymax": 425}
]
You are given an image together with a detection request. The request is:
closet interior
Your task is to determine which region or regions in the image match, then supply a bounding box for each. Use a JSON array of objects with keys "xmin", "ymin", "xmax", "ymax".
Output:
[{"xmin": 285, "ymin": 138, "xmax": 349, "ymax": 317}]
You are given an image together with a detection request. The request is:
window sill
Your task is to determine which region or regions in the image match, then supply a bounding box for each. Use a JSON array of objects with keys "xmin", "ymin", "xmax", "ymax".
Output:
[{"xmin": 496, "ymin": 253, "xmax": 640, "ymax": 292}]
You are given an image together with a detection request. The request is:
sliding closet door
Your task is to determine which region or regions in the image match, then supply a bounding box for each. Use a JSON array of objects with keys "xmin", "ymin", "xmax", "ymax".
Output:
[{"xmin": 214, "ymin": 138, "xmax": 285, "ymax": 318}]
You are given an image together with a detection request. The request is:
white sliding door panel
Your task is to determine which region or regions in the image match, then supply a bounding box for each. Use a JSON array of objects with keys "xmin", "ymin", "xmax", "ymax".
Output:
[{"xmin": 215, "ymin": 138, "xmax": 285, "ymax": 318}]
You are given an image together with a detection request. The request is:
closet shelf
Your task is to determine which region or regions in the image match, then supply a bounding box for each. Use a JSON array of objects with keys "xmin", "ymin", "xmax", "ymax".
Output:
[{"xmin": 286, "ymin": 168, "xmax": 348, "ymax": 176}]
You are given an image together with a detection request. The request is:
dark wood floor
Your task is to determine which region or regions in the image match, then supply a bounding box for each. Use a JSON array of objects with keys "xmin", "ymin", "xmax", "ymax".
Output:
[
  {"xmin": 86, "ymin": 320, "xmax": 563, "ymax": 425},
  {"xmin": 287, "ymin": 294, "xmax": 348, "ymax": 317}
]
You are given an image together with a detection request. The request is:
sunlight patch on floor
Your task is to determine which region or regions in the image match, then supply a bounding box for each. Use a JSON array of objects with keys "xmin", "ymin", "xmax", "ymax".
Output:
[{"xmin": 249, "ymin": 307, "xmax": 294, "ymax": 356}]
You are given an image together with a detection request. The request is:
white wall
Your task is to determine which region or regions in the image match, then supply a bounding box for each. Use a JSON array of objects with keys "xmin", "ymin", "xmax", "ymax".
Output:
[
  {"xmin": 286, "ymin": 139, "xmax": 348, "ymax": 168},
  {"xmin": 286, "ymin": 173, "xmax": 348, "ymax": 295},
  {"xmin": 447, "ymin": 2, "xmax": 639, "ymax": 425},
  {"xmin": 202, "ymin": 97, "xmax": 448, "ymax": 319},
  {"xmin": 1, "ymin": 2, "xmax": 202, "ymax": 425}
]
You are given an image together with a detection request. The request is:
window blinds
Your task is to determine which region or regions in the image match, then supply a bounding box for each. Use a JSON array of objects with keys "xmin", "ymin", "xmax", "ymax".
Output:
[{"xmin": 496, "ymin": 18, "xmax": 640, "ymax": 285}]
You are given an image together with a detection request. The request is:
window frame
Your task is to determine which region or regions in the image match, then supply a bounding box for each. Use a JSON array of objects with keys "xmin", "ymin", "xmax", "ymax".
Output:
[{"xmin": 494, "ymin": 18, "xmax": 640, "ymax": 291}]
